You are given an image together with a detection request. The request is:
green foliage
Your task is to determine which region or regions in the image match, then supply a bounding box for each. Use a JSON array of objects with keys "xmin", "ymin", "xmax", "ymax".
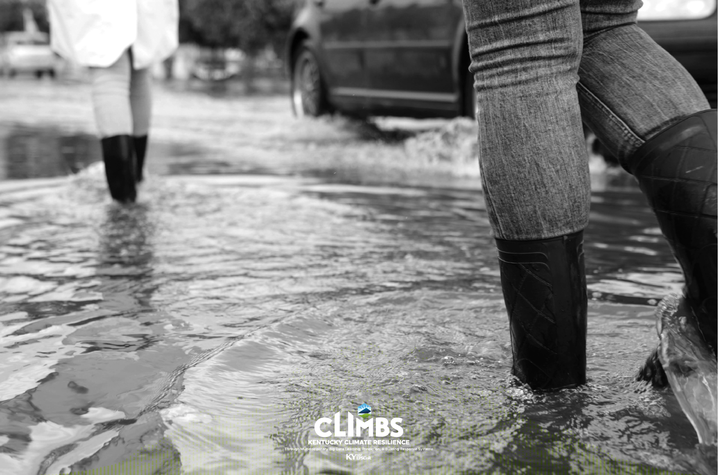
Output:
[
  {"xmin": 0, "ymin": 0, "xmax": 49, "ymax": 33},
  {"xmin": 180, "ymin": 0, "xmax": 297, "ymax": 55}
]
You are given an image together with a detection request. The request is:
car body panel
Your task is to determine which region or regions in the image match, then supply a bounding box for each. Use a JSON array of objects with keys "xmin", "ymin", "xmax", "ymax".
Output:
[
  {"xmin": 319, "ymin": 0, "xmax": 370, "ymax": 112},
  {"xmin": 320, "ymin": 0, "xmax": 367, "ymax": 89},
  {"xmin": 359, "ymin": 0, "xmax": 463, "ymax": 114}
]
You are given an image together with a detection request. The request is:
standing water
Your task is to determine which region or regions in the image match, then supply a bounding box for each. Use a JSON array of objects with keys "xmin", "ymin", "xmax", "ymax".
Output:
[{"xmin": 0, "ymin": 126, "xmax": 711, "ymax": 475}]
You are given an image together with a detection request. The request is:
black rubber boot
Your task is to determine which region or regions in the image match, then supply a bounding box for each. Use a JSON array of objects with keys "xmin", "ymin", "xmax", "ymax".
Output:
[
  {"xmin": 101, "ymin": 135, "xmax": 137, "ymax": 203},
  {"xmin": 134, "ymin": 135, "xmax": 148, "ymax": 183},
  {"xmin": 496, "ymin": 231, "xmax": 588, "ymax": 391},
  {"xmin": 625, "ymin": 110, "xmax": 717, "ymax": 357}
]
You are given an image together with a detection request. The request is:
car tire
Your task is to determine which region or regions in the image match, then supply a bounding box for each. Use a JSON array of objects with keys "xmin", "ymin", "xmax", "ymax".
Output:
[
  {"xmin": 48, "ymin": 69, "xmax": 56, "ymax": 79},
  {"xmin": 292, "ymin": 43, "xmax": 330, "ymax": 117},
  {"xmin": 463, "ymin": 68, "xmax": 477, "ymax": 119}
]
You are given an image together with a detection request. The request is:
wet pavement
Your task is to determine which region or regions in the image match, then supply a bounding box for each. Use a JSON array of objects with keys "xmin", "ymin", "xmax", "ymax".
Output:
[{"xmin": 0, "ymin": 78, "xmax": 711, "ymax": 474}]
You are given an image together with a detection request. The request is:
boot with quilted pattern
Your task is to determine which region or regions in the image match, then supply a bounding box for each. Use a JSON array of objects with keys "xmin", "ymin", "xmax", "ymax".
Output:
[
  {"xmin": 496, "ymin": 231, "xmax": 588, "ymax": 391},
  {"xmin": 627, "ymin": 110, "xmax": 717, "ymax": 357}
]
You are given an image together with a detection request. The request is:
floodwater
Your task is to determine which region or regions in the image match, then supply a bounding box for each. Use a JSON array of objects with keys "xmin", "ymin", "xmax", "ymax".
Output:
[{"xmin": 0, "ymin": 125, "xmax": 710, "ymax": 475}]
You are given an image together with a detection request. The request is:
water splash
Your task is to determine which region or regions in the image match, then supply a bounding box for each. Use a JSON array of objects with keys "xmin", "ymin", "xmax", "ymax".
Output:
[{"xmin": 657, "ymin": 295, "xmax": 717, "ymax": 446}]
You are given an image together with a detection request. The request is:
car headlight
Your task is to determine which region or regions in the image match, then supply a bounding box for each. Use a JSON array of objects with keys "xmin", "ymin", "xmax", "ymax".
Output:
[{"xmin": 638, "ymin": 0, "xmax": 716, "ymax": 20}]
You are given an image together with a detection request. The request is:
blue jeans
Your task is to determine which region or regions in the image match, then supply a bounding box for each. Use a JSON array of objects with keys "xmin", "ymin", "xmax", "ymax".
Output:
[{"xmin": 462, "ymin": 0, "xmax": 710, "ymax": 240}]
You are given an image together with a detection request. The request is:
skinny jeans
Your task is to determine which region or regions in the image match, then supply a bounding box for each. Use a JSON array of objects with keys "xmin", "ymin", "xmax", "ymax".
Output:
[
  {"xmin": 462, "ymin": 0, "xmax": 710, "ymax": 240},
  {"xmin": 91, "ymin": 50, "xmax": 152, "ymax": 138}
]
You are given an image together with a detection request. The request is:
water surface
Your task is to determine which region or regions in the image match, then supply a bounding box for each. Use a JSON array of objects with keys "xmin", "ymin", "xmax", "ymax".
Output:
[{"xmin": 0, "ymin": 128, "xmax": 707, "ymax": 475}]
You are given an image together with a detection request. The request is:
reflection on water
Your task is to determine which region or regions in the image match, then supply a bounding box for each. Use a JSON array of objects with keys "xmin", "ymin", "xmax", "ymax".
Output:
[
  {"xmin": 0, "ymin": 125, "xmax": 216, "ymax": 181},
  {"xmin": 0, "ymin": 126, "xmax": 100, "ymax": 180},
  {"xmin": 0, "ymin": 132, "xmax": 711, "ymax": 473}
]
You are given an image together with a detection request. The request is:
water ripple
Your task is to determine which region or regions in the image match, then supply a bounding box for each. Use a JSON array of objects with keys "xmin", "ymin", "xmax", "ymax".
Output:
[{"xmin": 0, "ymin": 170, "xmax": 704, "ymax": 474}]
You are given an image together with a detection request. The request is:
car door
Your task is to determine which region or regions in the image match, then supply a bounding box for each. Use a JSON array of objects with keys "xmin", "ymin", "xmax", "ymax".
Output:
[
  {"xmin": 363, "ymin": 0, "xmax": 464, "ymax": 115},
  {"xmin": 318, "ymin": 0, "xmax": 369, "ymax": 109}
]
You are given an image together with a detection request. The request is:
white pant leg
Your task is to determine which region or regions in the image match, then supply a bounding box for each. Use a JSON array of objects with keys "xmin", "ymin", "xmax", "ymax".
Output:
[{"xmin": 90, "ymin": 50, "xmax": 133, "ymax": 138}]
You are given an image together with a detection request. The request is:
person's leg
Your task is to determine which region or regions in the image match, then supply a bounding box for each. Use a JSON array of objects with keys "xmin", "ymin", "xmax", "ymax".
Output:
[
  {"xmin": 91, "ymin": 50, "xmax": 137, "ymax": 202},
  {"xmin": 462, "ymin": 0, "xmax": 589, "ymax": 390},
  {"xmin": 577, "ymin": 0, "xmax": 716, "ymax": 360},
  {"xmin": 578, "ymin": 0, "xmax": 710, "ymax": 159},
  {"xmin": 464, "ymin": 0, "xmax": 591, "ymax": 241},
  {"xmin": 130, "ymin": 63, "xmax": 152, "ymax": 183}
]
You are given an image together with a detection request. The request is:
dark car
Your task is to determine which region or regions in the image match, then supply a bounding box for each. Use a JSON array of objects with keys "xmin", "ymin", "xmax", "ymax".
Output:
[{"xmin": 286, "ymin": 0, "xmax": 717, "ymax": 119}]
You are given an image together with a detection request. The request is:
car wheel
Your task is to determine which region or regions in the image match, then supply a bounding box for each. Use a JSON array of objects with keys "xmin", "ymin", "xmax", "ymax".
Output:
[
  {"xmin": 292, "ymin": 43, "xmax": 329, "ymax": 117},
  {"xmin": 35, "ymin": 70, "xmax": 43, "ymax": 79},
  {"xmin": 48, "ymin": 69, "xmax": 56, "ymax": 79},
  {"xmin": 463, "ymin": 68, "xmax": 477, "ymax": 119}
]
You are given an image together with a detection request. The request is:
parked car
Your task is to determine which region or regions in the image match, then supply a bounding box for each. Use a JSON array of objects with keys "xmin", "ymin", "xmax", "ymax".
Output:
[
  {"xmin": 286, "ymin": 0, "xmax": 717, "ymax": 119},
  {"xmin": 191, "ymin": 48, "xmax": 244, "ymax": 81},
  {"xmin": 0, "ymin": 31, "xmax": 57, "ymax": 78}
]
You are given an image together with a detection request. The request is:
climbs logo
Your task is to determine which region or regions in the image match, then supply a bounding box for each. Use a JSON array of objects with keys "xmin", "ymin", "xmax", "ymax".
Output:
[
  {"xmin": 358, "ymin": 404, "xmax": 371, "ymax": 420},
  {"xmin": 314, "ymin": 404, "xmax": 404, "ymax": 438}
]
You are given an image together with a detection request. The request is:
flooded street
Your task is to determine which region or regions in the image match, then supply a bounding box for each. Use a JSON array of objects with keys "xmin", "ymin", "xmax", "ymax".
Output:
[{"xmin": 0, "ymin": 79, "xmax": 708, "ymax": 474}]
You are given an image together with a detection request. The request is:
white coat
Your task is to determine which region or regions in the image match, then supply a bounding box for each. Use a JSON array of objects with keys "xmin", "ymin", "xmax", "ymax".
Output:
[{"xmin": 48, "ymin": 0, "xmax": 179, "ymax": 69}]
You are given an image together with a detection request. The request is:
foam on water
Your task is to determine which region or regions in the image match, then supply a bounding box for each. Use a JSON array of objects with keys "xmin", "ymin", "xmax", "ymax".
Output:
[{"xmin": 657, "ymin": 295, "xmax": 717, "ymax": 446}]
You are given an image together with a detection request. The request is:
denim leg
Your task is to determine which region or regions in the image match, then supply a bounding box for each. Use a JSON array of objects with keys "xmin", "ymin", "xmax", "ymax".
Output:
[
  {"xmin": 578, "ymin": 0, "xmax": 710, "ymax": 164},
  {"xmin": 463, "ymin": 0, "xmax": 591, "ymax": 240}
]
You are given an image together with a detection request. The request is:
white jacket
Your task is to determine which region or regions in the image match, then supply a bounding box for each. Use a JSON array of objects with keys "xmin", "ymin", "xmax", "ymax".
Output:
[{"xmin": 48, "ymin": 0, "xmax": 179, "ymax": 69}]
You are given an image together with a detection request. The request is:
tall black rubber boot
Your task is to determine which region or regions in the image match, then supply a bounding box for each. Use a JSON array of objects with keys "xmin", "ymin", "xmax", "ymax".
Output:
[
  {"xmin": 496, "ymin": 230, "xmax": 588, "ymax": 391},
  {"xmin": 627, "ymin": 110, "xmax": 717, "ymax": 356},
  {"xmin": 101, "ymin": 135, "xmax": 137, "ymax": 203},
  {"xmin": 134, "ymin": 135, "xmax": 148, "ymax": 183}
]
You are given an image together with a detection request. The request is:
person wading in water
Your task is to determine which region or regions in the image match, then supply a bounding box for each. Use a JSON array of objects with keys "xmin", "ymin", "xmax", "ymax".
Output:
[
  {"xmin": 48, "ymin": 0, "xmax": 179, "ymax": 203},
  {"xmin": 459, "ymin": 0, "xmax": 715, "ymax": 409}
]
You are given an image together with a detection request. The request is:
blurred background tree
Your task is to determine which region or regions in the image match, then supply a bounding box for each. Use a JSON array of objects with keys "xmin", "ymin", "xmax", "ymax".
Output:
[
  {"xmin": 180, "ymin": 0, "xmax": 297, "ymax": 87},
  {"xmin": 0, "ymin": 0, "xmax": 49, "ymax": 33}
]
